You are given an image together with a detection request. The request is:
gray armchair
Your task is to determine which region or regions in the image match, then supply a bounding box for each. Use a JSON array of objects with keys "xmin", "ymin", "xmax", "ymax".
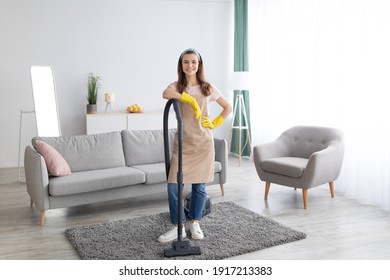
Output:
[{"xmin": 253, "ymin": 126, "xmax": 344, "ymax": 209}]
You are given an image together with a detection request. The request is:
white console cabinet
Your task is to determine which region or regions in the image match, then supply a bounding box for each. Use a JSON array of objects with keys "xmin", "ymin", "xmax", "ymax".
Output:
[{"xmin": 86, "ymin": 112, "xmax": 176, "ymax": 134}]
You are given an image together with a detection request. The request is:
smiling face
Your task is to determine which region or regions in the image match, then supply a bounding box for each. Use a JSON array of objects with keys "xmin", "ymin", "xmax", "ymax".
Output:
[{"xmin": 181, "ymin": 53, "xmax": 199, "ymax": 78}]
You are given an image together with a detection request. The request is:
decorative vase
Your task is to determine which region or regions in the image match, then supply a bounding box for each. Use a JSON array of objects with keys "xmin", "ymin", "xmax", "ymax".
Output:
[{"xmin": 86, "ymin": 104, "xmax": 97, "ymax": 114}]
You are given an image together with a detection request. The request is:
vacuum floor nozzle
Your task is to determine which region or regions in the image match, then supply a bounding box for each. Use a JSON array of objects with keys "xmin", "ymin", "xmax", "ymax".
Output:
[{"xmin": 164, "ymin": 240, "xmax": 201, "ymax": 257}]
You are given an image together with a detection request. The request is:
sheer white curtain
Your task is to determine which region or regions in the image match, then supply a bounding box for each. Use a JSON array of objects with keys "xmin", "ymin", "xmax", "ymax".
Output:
[{"xmin": 248, "ymin": 0, "xmax": 390, "ymax": 211}]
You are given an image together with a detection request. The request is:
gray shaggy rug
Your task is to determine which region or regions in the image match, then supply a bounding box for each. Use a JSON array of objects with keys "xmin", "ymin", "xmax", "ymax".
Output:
[{"xmin": 65, "ymin": 201, "xmax": 306, "ymax": 260}]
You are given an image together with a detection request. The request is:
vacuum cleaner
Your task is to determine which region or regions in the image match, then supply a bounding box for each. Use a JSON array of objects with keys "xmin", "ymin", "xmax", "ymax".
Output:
[{"xmin": 163, "ymin": 98, "xmax": 201, "ymax": 257}]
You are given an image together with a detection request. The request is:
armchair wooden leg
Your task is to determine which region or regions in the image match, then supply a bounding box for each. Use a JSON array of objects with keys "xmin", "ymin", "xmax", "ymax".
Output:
[
  {"xmin": 329, "ymin": 181, "xmax": 335, "ymax": 198},
  {"xmin": 30, "ymin": 198, "xmax": 33, "ymax": 207},
  {"xmin": 264, "ymin": 182, "xmax": 271, "ymax": 200},
  {"xmin": 302, "ymin": 189, "xmax": 308, "ymax": 209},
  {"xmin": 40, "ymin": 211, "xmax": 45, "ymax": 226},
  {"xmin": 220, "ymin": 184, "xmax": 225, "ymax": 196}
]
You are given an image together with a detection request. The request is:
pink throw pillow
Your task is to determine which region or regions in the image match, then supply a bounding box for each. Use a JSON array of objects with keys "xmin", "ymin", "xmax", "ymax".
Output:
[{"xmin": 34, "ymin": 140, "xmax": 71, "ymax": 176}]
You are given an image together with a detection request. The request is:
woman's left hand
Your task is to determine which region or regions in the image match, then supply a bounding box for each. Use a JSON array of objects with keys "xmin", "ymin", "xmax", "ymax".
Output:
[{"xmin": 201, "ymin": 115, "xmax": 224, "ymax": 129}]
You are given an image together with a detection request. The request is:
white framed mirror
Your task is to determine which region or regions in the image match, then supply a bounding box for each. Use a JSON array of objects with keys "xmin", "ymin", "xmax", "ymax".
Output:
[{"xmin": 30, "ymin": 66, "xmax": 61, "ymax": 137}]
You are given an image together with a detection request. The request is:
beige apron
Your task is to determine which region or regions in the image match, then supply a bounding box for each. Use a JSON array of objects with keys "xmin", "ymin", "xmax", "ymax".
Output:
[{"xmin": 168, "ymin": 87, "xmax": 215, "ymax": 184}]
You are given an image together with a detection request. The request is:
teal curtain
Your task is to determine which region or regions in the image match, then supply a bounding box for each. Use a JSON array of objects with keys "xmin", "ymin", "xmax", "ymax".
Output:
[{"xmin": 231, "ymin": 0, "xmax": 251, "ymax": 157}]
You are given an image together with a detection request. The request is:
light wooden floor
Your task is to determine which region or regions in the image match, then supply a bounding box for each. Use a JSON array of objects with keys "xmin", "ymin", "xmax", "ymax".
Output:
[{"xmin": 1, "ymin": 156, "xmax": 390, "ymax": 260}]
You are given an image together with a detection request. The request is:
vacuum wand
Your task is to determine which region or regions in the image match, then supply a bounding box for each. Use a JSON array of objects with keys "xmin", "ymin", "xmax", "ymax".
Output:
[{"xmin": 163, "ymin": 99, "xmax": 201, "ymax": 257}]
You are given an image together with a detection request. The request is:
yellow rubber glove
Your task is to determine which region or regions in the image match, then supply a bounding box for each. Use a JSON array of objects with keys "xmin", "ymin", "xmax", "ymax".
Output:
[
  {"xmin": 179, "ymin": 92, "xmax": 201, "ymax": 119},
  {"xmin": 201, "ymin": 115, "xmax": 224, "ymax": 129}
]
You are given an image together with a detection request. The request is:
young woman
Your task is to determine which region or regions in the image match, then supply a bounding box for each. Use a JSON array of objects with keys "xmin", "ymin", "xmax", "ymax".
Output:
[{"xmin": 158, "ymin": 48, "xmax": 232, "ymax": 243}]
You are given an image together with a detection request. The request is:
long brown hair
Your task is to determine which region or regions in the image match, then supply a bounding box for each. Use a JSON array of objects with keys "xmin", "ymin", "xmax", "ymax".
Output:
[{"xmin": 176, "ymin": 49, "xmax": 212, "ymax": 96}]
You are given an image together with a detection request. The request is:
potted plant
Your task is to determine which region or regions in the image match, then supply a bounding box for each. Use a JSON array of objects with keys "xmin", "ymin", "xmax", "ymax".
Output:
[{"xmin": 86, "ymin": 73, "xmax": 101, "ymax": 114}]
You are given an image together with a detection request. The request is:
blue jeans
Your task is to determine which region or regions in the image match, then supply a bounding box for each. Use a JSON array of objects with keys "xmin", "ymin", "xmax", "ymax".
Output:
[{"xmin": 167, "ymin": 183, "xmax": 207, "ymax": 225}]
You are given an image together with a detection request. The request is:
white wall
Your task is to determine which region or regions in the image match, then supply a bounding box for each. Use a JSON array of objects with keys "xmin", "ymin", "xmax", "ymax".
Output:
[{"xmin": 0, "ymin": 0, "xmax": 234, "ymax": 168}]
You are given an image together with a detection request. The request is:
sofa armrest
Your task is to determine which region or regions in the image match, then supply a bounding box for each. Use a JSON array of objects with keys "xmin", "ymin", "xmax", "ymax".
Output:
[
  {"xmin": 253, "ymin": 138, "xmax": 291, "ymax": 162},
  {"xmin": 24, "ymin": 146, "xmax": 50, "ymax": 211},
  {"xmin": 214, "ymin": 138, "xmax": 228, "ymax": 184},
  {"xmin": 253, "ymin": 138, "xmax": 292, "ymax": 181},
  {"xmin": 302, "ymin": 140, "xmax": 345, "ymax": 188}
]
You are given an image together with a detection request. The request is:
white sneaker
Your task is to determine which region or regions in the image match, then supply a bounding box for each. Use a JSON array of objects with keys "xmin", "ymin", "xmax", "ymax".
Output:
[
  {"xmin": 157, "ymin": 225, "xmax": 186, "ymax": 243},
  {"xmin": 190, "ymin": 222, "xmax": 204, "ymax": 240}
]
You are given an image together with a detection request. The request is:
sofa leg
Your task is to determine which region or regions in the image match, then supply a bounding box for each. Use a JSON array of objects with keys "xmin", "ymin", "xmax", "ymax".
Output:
[
  {"xmin": 302, "ymin": 189, "xmax": 308, "ymax": 209},
  {"xmin": 329, "ymin": 181, "xmax": 335, "ymax": 198},
  {"xmin": 30, "ymin": 198, "xmax": 33, "ymax": 207},
  {"xmin": 264, "ymin": 182, "xmax": 271, "ymax": 200},
  {"xmin": 40, "ymin": 211, "xmax": 45, "ymax": 226},
  {"xmin": 220, "ymin": 184, "xmax": 225, "ymax": 196}
]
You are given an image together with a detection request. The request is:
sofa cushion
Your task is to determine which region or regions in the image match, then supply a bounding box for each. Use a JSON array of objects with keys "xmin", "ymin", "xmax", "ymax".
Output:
[
  {"xmin": 48, "ymin": 167, "xmax": 145, "ymax": 196},
  {"xmin": 132, "ymin": 163, "xmax": 167, "ymax": 184},
  {"xmin": 33, "ymin": 131, "xmax": 125, "ymax": 172},
  {"xmin": 122, "ymin": 129, "xmax": 176, "ymax": 166},
  {"xmin": 34, "ymin": 140, "xmax": 71, "ymax": 177},
  {"xmin": 261, "ymin": 157, "xmax": 308, "ymax": 178},
  {"xmin": 132, "ymin": 161, "xmax": 222, "ymax": 185}
]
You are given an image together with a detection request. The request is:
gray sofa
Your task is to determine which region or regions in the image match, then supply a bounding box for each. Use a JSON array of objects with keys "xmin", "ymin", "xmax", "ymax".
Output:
[{"xmin": 24, "ymin": 129, "xmax": 227, "ymax": 225}]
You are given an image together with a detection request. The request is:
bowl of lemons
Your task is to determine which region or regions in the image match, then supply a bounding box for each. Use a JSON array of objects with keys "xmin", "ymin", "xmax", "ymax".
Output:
[{"xmin": 127, "ymin": 104, "xmax": 142, "ymax": 113}]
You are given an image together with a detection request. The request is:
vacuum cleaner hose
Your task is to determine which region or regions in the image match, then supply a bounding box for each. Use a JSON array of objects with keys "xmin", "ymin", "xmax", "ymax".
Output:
[{"xmin": 163, "ymin": 99, "xmax": 182, "ymax": 180}]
